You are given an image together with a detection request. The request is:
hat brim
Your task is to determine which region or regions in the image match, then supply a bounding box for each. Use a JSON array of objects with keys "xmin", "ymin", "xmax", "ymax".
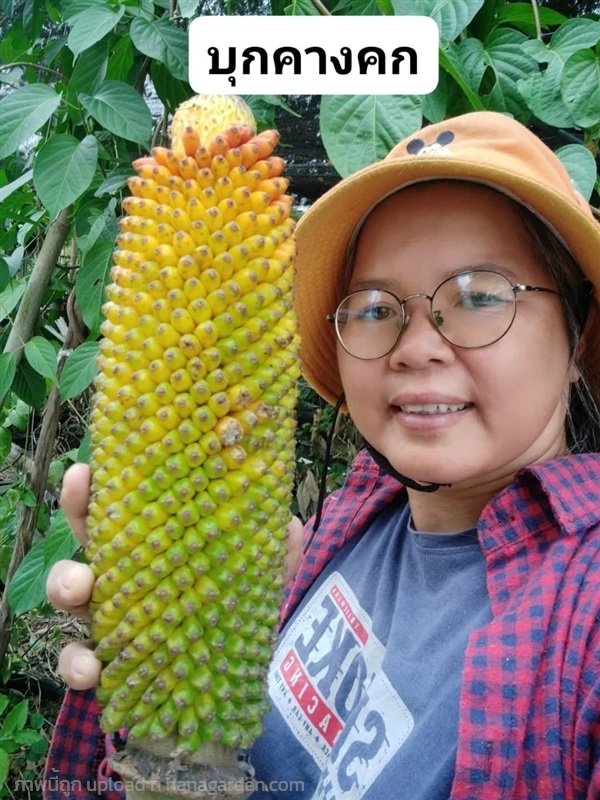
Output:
[{"xmin": 295, "ymin": 157, "xmax": 600, "ymax": 405}]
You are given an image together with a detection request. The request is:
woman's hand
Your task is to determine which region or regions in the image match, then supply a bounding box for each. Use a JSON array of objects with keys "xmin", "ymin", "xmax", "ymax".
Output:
[
  {"xmin": 47, "ymin": 463, "xmax": 305, "ymax": 690},
  {"xmin": 46, "ymin": 463, "xmax": 101, "ymax": 691}
]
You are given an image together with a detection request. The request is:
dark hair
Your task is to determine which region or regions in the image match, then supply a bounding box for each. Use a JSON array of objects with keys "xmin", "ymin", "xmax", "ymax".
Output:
[{"xmin": 518, "ymin": 207, "xmax": 600, "ymax": 454}]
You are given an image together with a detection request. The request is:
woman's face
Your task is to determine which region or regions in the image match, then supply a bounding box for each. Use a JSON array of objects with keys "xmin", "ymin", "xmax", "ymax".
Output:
[{"xmin": 337, "ymin": 182, "xmax": 577, "ymax": 491}]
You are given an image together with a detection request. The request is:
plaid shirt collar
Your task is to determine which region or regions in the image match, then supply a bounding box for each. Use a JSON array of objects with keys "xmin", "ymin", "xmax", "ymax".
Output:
[{"xmin": 284, "ymin": 451, "xmax": 600, "ymax": 623}]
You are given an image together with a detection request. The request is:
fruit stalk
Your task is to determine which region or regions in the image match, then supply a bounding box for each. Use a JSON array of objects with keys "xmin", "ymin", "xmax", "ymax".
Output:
[{"xmin": 85, "ymin": 95, "xmax": 299, "ymax": 799}]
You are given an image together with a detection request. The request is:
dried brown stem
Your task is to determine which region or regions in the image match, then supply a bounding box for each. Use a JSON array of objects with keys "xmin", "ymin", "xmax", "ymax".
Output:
[
  {"xmin": 1, "ymin": 206, "xmax": 72, "ymax": 407},
  {"xmin": 109, "ymin": 739, "xmax": 254, "ymax": 800}
]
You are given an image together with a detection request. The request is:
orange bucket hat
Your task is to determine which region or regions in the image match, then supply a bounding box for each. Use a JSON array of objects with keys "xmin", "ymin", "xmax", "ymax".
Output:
[{"xmin": 294, "ymin": 110, "xmax": 600, "ymax": 406}]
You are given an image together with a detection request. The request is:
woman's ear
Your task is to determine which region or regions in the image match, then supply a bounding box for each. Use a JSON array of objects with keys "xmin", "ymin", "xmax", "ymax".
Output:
[{"xmin": 569, "ymin": 360, "xmax": 581, "ymax": 384}]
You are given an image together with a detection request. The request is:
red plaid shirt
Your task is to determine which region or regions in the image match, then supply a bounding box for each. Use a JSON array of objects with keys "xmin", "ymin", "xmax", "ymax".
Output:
[{"xmin": 45, "ymin": 451, "xmax": 600, "ymax": 799}]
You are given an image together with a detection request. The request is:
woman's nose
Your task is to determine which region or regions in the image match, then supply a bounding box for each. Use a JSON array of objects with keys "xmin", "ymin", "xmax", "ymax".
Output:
[{"xmin": 388, "ymin": 296, "xmax": 453, "ymax": 368}]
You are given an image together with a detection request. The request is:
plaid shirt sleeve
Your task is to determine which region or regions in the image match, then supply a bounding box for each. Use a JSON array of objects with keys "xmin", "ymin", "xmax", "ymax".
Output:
[{"xmin": 44, "ymin": 688, "xmax": 124, "ymax": 800}]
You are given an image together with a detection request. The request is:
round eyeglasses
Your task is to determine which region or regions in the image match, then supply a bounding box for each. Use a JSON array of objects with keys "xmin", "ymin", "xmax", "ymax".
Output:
[{"xmin": 327, "ymin": 269, "xmax": 560, "ymax": 359}]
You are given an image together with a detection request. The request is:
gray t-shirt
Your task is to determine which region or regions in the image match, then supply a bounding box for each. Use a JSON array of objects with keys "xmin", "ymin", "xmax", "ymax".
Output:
[{"xmin": 249, "ymin": 501, "xmax": 492, "ymax": 799}]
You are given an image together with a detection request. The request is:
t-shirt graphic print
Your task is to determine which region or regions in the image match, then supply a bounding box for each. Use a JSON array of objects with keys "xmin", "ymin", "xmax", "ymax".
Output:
[{"xmin": 271, "ymin": 573, "xmax": 415, "ymax": 799}]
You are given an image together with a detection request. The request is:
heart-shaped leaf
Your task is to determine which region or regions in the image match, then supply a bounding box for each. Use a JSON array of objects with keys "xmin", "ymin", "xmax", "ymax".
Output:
[
  {"xmin": 80, "ymin": 81, "xmax": 152, "ymax": 146},
  {"xmin": 392, "ymin": 0, "xmax": 484, "ymax": 42},
  {"xmin": 67, "ymin": 2, "xmax": 124, "ymax": 59},
  {"xmin": 561, "ymin": 49, "xmax": 600, "ymax": 129},
  {"xmin": 0, "ymin": 84, "xmax": 61, "ymax": 159},
  {"xmin": 59, "ymin": 341, "xmax": 100, "ymax": 402},
  {"xmin": 33, "ymin": 134, "xmax": 98, "ymax": 218},
  {"xmin": 320, "ymin": 95, "xmax": 422, "ymax": 177}
]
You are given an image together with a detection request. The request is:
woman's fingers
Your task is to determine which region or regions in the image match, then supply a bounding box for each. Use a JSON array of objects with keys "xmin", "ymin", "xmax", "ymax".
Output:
[
  {"xmin": 285, "ymin": 515, "xmax": 304, "ymax": 585},
  {"xmin": 47, "ymin": 560, "xmax": 95, "ymax": 621},
  {"xmin": 60, "ymin": 463, "xmax": 91, "ymax": 546},
  {"xmin": 58, "ymin": 640, "xmax": 102, "ymax": 691}
]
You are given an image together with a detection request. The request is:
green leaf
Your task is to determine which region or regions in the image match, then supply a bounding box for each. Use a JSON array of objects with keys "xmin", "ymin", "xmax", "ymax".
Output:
[
  {"xmin": 0, "ymin": 168, "xmax": 33, "ymax": 204},
  {"xmin": 331, "ymin": 0, "xmax": 382, "ymax": 12},
  {"xmin": 161, "ymin": 24, "xmax": 188, "ymax": 83},
  {"xmin": 62, "ymin": 0, "xmax": 98, "ymax": 22},
  {"xmin": 77, "ymin": 433, "xmax": 92, "ymax": 463},
  {"xmin": 13, "ymin": 359, "xmax": 46, "ymax": 410},
  {"xmin": 59, "ymin": 341, "xmax": 99, "ymax": 402},
  {"xmin": 69, "ymin": 38, "xmax": 108, "ymax": 95},
  {"xmin": 130, "ymin": 16, "xmax": 169, "ymax": 60},
  {"xmin": 391, "ymin": 0, "xmax": 485, "ymax": 42},
  {"xmin": 130, "ymin": 17, "xmax": 188, "ymax": 81},
  {"xmin": 43, "ymin": 510, "xmax": 80, "ymax": 569},
  {"xmin": 421, "ymin": 69, "xmax": 448, "ymax": 122},
  {"xmin": 243, "ymin": 95, "xmax": 301, "ymax": 130},
  {"xmin": 4, "ymin": 399, "xmax": 30, "ymax": 430},
  {"xmin": 23, "ymin": 0, "xmax": 46, "ymax": 39},
  {"xmin": 24, "ymin": 337, "xmax": 58, "ymax": 384},
  {"xmin": 517, "ymin": 52, "xmax": 574, "ymax": 128},
  {"xmin": 0, "ymin": 353, "xmax": 16, "ymax": 399},
  {"xmin": 67, "ymin": 2, "xmax": 124, "ymax": 59},
  {"xmin": 549, "ymin": 18, "xmax": 600, "ymax": 61},
  {"xmin": 33, "ymin": 134, "xmax": 98, "ymax": 218},
  {"xmin": 439, "ymin": 45, "xmax": 486, "ymax": 110},
  {"xmin": 561, "ymin": 49, "xmax": 600, "ymax": 129},
  {"xmin": 0, "ymin": 278, "xmax": 26, "ymax": 320},
  {"xmin": 0, "ymin": 748, "xmax": 8, "ymax": 788},
  {"xmin": 74, "ymin": 198, "xmax": 117, "ymax": 254},
  {"xmin": 94, "ymin": 165, "xmax": 134, "ymax": 198},
  {"xmin": 555, "ymin": 145, "xmax": 597, "ymax": 203},
  {"xmin": 0, "ymin": 696, "xmax": 9, "ymax": 717},
  {"xmin": 0, "ymin": 430, "xmax": 10, "ymax": 464},
  {"xmin": 12, "ymin": 729, "xmax": 45, "ymax": 745},
  {"xmin": 478, "ymin": 27, "xmax": 537, "ymax": 119},
  {"xmin": 0, "ymin": 262, "xmax": 8, "ymax": 293},
  {"xmin": 178, "ymin": 0, "xmax": 200, "ymax": 16},
  {"xmin": 320, "ymin": 95, "xmax": 422, "ymax": 177},
  {"xmin": 80, "ymin": 81, "xmax": 152, "ymax": 146},
  {"xmin": 28, "ymin": 711, "xmax": 44, "ymax": 730},
  {"xmin": 150, "ymin": 60, "xmax": 192, "ymax": 116},
  {"xmin": 2, "ymin": 699, "xmax": 28, "ymax": 735},
  {"xmin": 1, "ymin": 245, "xmax": 24, "ymax": 278},
  {"xmin": 75, "ymin": 241, "xmax": 113, "ymax": 336},
  {"xmin": 284, "ymin": 0, "xmax": 321, "ymax": 13},
  {"xmin": 0, "ymin": 84, "xmax": 61, "ymax": 160},
  {"xmin": 496, "ymin": 3, "xmax": 566, "ymax": 35},
  {"xmin": 48, "ymin": 459, "xmax": 65, "ymax": 488},
  {"xmin": 7, "ymin": 542, "xmax": 47, "ymax": 615},
  {"xmin": 105, "ymin": 35, "xmax": 134, "ymax": 83}
]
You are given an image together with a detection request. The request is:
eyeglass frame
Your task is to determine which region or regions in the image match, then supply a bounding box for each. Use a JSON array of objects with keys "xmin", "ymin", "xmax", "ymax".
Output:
[{"xmin": 326, "ymin": 268, "xmax": 561, "ymax": 359}]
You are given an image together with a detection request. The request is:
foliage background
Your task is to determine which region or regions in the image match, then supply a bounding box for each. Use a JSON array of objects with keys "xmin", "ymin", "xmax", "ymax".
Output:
[{"xmin": 0, "ymin": 0, "xmax": 598, "ymax": 794}]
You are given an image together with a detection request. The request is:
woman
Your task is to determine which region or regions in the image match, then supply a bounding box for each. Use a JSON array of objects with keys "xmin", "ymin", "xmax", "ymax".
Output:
[{"xmin": 47, "ymin": 111, "xmax": 600, "ymax": 799}]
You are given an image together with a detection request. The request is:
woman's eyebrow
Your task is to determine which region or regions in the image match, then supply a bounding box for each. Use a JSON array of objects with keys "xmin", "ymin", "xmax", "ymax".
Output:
[
  {"xmin": 347, "ymin": 278, "xmax": 398, "ymax": 292},
  {"xmin": 348, "ymin": 263, "xmax": 521, "ymax": 292},
  {"xmin": 445, "ymin": 263, "xmax": 520, "ymax": 282}
]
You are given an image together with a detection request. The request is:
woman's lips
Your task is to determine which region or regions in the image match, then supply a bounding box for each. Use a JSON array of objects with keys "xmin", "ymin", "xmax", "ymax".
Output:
[
  {"xmin": 391, "ymin": 401, "xmax": 474, "ymax": 431},
  {"xmin": 398, "ymin": 402, "xmax": 471, "ymax": 414}
]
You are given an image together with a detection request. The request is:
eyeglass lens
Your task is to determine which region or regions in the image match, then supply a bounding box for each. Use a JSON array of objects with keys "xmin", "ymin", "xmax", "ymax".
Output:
[{"xmin": 334, "ymin": 270, "xmax": 518, "ymax": 358}]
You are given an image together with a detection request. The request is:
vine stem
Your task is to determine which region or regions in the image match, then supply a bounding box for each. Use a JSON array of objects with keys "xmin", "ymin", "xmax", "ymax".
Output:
[
  {"xmin": 530, "ymin": 0, "xmax": 542, "ymax": 39},
  {"xmin": 0, "ymin": 61, "xmax": 65, "ymax": 80},
  {"xmin": 310, "ymin": 0, "xmax": 331, "ymax": 15}
]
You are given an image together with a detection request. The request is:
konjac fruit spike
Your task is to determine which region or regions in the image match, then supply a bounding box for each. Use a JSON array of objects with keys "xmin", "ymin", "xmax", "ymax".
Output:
[{"xmin": 87, "ymin": 94, "xmax": 299, "ymax": 800}]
